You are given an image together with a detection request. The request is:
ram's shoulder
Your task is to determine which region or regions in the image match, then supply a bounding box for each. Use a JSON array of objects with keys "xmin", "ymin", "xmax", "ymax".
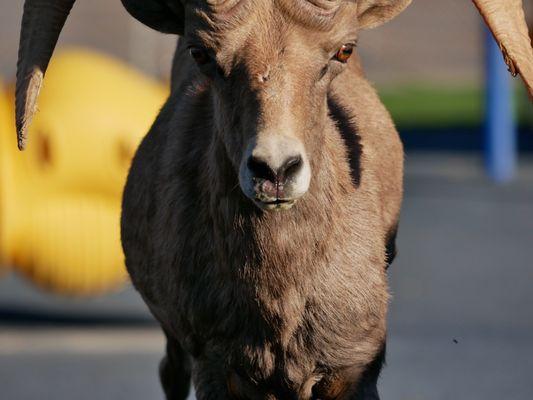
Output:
[{"xmin": 120, "ymin": 94, "xmax": 176, "ymax": 275}]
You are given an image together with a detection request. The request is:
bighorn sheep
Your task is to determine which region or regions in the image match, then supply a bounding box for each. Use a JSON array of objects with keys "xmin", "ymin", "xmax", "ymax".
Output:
[{"xmin": 15, "ymin": 1, "xmax": 533, "ymax": 399}]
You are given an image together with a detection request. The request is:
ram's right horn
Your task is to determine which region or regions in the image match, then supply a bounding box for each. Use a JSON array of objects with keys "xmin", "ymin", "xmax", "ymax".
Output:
[{"xmin": 473, "ymin": 0, "xmax": 533, "ymax": 98}]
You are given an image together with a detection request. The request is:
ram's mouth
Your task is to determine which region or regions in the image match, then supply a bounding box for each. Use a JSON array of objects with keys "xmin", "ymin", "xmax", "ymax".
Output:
[{"xmin": 254, "ymin": 198, "xmax": 296, "ymax": 211}]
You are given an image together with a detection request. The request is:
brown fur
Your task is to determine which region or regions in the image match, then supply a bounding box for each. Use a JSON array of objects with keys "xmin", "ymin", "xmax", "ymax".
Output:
[{"xmin": 121, "ymin": 2, "xmax": 404, "ymax": 399}]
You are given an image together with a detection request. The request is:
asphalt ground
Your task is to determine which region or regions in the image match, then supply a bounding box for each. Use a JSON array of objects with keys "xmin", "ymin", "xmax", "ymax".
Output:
[{"xmin": 1, "ymin": 152, "xmax": 532, "ymax": 400}]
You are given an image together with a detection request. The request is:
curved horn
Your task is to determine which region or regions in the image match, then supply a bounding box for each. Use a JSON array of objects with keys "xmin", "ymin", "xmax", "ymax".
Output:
[
  {"xmin": 16, "ymin": 0, "xmax": 184, "ymax": 151},
  {"xmin": 473, "ymin": 0, "xmax": 533, "ymax": 98},
  {"xmin": 16, "ymin": 0, "xmax": 76, "ymax": 150}
]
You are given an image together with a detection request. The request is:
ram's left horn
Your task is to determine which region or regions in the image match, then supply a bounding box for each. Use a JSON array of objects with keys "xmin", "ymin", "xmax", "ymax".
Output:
[{"xmin": 16, "ymin": 0, "xmax": 77, "ymax": 150}]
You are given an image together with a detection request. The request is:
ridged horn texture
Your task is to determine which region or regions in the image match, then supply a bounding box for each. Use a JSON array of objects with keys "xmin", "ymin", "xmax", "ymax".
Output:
[
  {"xmin": 473, "ymin": 0, "xmax": 533, "ymax": 98},
  {"xmin": 307, "ymin": 0, "xmax": 341, "ymax": 11},
  {"xmin": 16, "ymin": 0, "xmax": 76, "ymax": 151},
  {"xmin": 206, "ymin": 0, "xmax": 240, "ymax": 5},
  {"xmin": 205, "ymin": 0, "xmax": 242, "ymax": 12}
]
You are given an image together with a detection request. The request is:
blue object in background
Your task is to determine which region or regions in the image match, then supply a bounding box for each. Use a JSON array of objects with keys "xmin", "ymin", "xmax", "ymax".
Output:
[{"xmin": 484, "ymin": 29, "xmax": 517, "ymax": 183}]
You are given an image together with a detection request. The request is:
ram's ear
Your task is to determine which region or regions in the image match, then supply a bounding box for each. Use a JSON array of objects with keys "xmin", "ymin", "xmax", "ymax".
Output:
[
  {"xmin": 356, "ymin": 0, "xmax": 412, "ymax": 30},
  {"xmin": 473, "ymin": 0, "xmax": 533, "ymax": 98},
  {"xmin": 121, "ymin": 0, "xmax": 185, "ymax": 35}
]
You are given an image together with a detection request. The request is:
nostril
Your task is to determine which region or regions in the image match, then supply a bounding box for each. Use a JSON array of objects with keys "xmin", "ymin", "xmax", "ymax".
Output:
[
  {"xmin": 278, "ymin": 155, "xmax": 303, "ymax": 181},
  {"xmin": 247, "ymin": 156, "xmax": 277, "ymax": 182}
]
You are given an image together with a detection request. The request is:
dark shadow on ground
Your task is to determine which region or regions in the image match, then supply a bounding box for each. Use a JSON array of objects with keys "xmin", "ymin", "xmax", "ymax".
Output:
[
  {"xmin": 0, "ymin": 305, "xmax": 156, "ymax": 327},
  {"xmin": 400, "ymin": 127, "xmax": 533, "ymax": 152}
]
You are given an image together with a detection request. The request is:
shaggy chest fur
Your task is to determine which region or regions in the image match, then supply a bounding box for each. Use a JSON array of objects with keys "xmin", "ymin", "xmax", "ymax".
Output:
[
  {"xmin": 143, "ymin": 201, "xmax": 388, "ymax": 397},
  {"xmin": 122, "ymin": 89, "xmax": 390, "ymax": 397}
]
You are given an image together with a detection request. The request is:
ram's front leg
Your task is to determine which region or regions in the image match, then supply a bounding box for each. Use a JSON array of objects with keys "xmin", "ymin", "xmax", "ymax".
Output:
[{"xmin": 160, "ymin": 331, "xmax": 192, "ymax": 400}]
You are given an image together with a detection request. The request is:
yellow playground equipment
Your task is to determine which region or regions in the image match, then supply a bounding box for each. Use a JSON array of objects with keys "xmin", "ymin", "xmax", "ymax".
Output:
[{"xmin": 0, "ymin": 48, "xmax": 167, "ymax": 296}]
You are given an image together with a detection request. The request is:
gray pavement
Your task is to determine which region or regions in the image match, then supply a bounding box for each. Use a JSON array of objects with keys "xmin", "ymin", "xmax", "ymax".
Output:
[{"xmin": 1, "ymin": 152, "xmax": 533, "ymax": 400}]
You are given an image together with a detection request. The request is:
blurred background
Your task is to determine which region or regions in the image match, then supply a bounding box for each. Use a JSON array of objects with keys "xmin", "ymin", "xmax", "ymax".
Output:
[{"xmin": 0, "ymin": 1, "xmax": 532, "ymax": 399}]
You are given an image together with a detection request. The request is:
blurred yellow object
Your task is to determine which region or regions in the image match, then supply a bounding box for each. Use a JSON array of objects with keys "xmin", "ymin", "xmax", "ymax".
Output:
[
  {"xmin": 0, "ymin": 82, "xmax": 12, "ymax": 278},
  {"xmin": 0, "ymin": 48, "xmax": 167, "ymax": 296}
]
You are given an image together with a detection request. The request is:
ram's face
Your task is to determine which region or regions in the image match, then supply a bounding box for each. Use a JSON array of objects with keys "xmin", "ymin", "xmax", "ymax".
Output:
[{"xmin": 183, "ymin": 1, "xmax": 366, "ymax": 210}]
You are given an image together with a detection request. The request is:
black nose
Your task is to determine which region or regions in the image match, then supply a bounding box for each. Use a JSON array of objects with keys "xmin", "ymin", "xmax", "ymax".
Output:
[{"xmin": 247, "ymin": 155, "xmax": 303, "ymax": 183}]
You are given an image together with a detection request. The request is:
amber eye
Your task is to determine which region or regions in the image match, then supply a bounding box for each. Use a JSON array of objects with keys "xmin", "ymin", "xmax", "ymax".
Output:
[
  {"xmin": 189, "ymin": 46, "xmax": 211, "ymax": 65},
  {"xmin": 334, "ymin": 44, "xmax": 354, "ymax": 63}
]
